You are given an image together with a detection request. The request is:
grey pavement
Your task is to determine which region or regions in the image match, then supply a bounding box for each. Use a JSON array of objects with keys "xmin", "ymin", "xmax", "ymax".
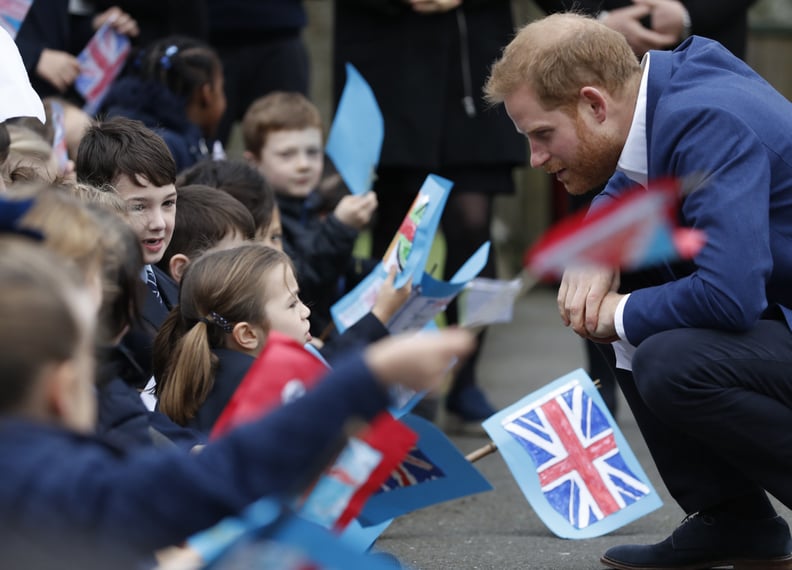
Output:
[{"xmin": 375, "ymin": 287, "xmax": 791, "ymax": 570}]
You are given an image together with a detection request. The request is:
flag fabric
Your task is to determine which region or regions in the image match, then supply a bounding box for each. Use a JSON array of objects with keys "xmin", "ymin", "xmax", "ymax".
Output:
[
  {"xmin": 191, "ymin": 498, "xmax": 402, "ymax": 570},
  {"xmin": 298, "ymin": 412, "xmax": 418, "ymax": 531},
  {"xmin": 75, "ymin": 21, "xmax": 130, "ymax": 115},
  {"xmin": 524, "ymin": 178, "xmax": 706, "ymax": 280},
  {"xmin": 326, "ymin": 63, "xmax": 384, "ymax": 196},
  {"xmin": 331, "ymin": 174, "xmax": 452, "ymax": 332},
  {"xmin": 358, "ymin": 413, "xmax": 492, "ymax": 526},
  {"xmin": 210, "ymin": 331, "xmax": 329, "ymax": 439},
  {"xmin": 0, "ymin": 0, "xmax": 32, "ymax": 39},
  {"xmin": 384, "ymin": 241, "xmax": 490, "ymax": 334},
  {"xmin": 483, "ymin": 369, "xmax": 662, "ymax": 539},
  {"xmin": 48, "ymin": 99, "xmax": 70, "ymax": 173}
]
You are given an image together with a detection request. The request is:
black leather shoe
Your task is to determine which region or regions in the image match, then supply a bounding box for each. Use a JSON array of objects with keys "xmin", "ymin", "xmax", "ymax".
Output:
[{"xmin": 601, "ymin": 513, "xmax": 792, "ymax": 569}]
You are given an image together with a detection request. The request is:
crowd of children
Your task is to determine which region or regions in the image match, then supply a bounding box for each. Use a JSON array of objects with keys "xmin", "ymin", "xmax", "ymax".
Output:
[{"xmin": 0, "ymin": 17, "xmax": 487, "ymax": 568}]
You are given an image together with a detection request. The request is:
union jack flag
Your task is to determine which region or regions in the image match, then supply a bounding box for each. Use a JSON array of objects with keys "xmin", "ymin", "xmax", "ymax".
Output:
[
  {"xmin": 502, "ymin": 379, "xmax": 652, "ymax": 530},
  {"xmin": 75, "ymin": 22, "xmax": 130, "ymax": 114},
  {"xmin": 380, "ymin": 447, "xmax": 445, "ymax": 492},
  {"xmin": 49, "ymin": 100, "xmax": 69, "ymax": 172},
  {"xmin": 0, "ymin": 0, "xmax": 32, "ymax": 39}
]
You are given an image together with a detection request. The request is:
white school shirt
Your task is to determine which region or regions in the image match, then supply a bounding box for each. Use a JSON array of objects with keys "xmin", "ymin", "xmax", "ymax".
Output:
[{"xmin": 611, "ymin": 53, "xmax": 651, "ymax": 371}]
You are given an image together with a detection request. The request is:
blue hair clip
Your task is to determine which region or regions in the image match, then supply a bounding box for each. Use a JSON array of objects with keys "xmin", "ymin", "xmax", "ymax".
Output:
[
  {"xmin": 160, "ymin": 45, "xmax": 179, "ymax": 70},
  {"xmin": 0, "ymin": 196, "xmax": 43, "ymax": 241}
]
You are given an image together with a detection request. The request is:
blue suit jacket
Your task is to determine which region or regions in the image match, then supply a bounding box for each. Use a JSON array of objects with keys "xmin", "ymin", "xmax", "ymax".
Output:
[
  {"xmin": 593, "ymin": 37, "xmax": 792, "ymax": 345},
  {"xmin": 0, "ymin": 353, "xmax": 388, "ymax": 560}
]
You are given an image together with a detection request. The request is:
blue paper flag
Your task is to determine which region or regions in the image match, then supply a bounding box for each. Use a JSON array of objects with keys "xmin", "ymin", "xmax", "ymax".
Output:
[
  {"xmin": 331, "ymin": 174, "xmax": 453, "ymax": 332},
  {"xmin": 341, "ymin": 517, "xmax": 393, "ymax": 552},
  {"xmin": 483, "ymin": 369, "xmax": 662, "ymax": 539},
  {"xmin": 192, "ymin": 498, "xmax": 402, "ymax": 570},
  {"xmin": 358, "ymin": 413, "xmax": 492, "ymax": 526},
  {"xmin": 326, "ymin": 63, "xmax": 384, "ymax": 196},
  {"xmin": 385, "ymin": 241, "xmax": 490, "ymax": 333}
]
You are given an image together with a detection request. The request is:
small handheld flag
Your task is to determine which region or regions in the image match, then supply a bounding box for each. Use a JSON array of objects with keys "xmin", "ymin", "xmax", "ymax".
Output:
[
  {"xmin": 358, "ymin": 413, "xmax": 492, "ymax": 527},
  {"xmin": 483, "ymin": 369, "xmax": 662, "ymax": 539},
  {"xmin": 0, "ymin": 0, "xmax": 31, "ymax": 39},
  {"xmin": 210, "ymin": 331, "xmax": 328, "ymax": 439},
  {"xmin": 75, "ymin": 21, "xmax": 130, "ymax": 115},
  {"xmin": 525, "ymin": 178, "xmax": 705, "ymax": 280},
  {"xmin": 331, "ymin": 174, "xmax": 452, "ymax": 332},
  {"xmin": 326, "ymin": 63, "xmax": 384, "ymax": 196}
]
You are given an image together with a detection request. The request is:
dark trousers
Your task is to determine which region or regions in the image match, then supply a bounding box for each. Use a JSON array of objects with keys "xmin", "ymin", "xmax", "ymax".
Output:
[{"xmin": 616, "ymin": 319, "xmax": 792, "ymax": 514}]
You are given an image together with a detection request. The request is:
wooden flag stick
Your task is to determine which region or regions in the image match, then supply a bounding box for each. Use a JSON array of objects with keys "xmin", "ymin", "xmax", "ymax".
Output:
[{"xmin": 465, "ymin": 441, "xmax": 498, "ymax": 463}]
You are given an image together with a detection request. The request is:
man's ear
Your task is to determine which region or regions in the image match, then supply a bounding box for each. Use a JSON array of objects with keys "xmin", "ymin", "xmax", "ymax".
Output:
[
  {"xmin": 230, "ymin": 321, "xmax": 266, "ymax": 353},
  {"xmin": 579, "ymin": 86, "xmax": 608, "ymax": 123},
  {"xmin": 169, "ymin": 253, "xmax": 191, "ymax": 284}
]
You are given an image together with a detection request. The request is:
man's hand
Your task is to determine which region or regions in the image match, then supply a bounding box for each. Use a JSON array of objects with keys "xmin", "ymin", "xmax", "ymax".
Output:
[
  {"xmin": 587, "ymin": 291, "xmax": 623, "ymax": 343},
  {"xmin": 406, "ymin": 0, "xmax": 462, "ymax": 14},
  {"xmin": 36, "ymin": 49, "xmax": 81, "ymax": 92},
  {"xmin": 557, "ymin": 266, "xmax": 620, "ymax": 337},
  {"xmin": 634, "ymin": 0, "xmax": 689, "ymax": 41},
  {"xmin": 600, "ymin": 3, "xmax": 678, "ymax": 56}
]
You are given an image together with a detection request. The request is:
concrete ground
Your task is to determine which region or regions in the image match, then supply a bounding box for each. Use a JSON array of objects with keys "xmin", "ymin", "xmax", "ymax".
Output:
[{"xmin": 374, "ymin": 287, "xmax": 792, "ymax": 570}]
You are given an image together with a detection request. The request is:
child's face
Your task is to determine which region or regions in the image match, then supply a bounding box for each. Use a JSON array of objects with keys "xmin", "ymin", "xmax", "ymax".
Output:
[
  {"xmin": 255, "ymin": 128, "xmax": 323, "ymax": 198},
  {"xmin": 203, "ymin": 68, "xmax": 227, "ymax": 139},
  {"xmin": 263, "ymin": 263, "xmax": 311, "ymax": 344},
  {"xmin": 255, "ymin": 206, "xmax": 283, "ymax": 252},
  {"xmin": 114, "ymin": 174, "xmax": 177, "ymax": 265}
]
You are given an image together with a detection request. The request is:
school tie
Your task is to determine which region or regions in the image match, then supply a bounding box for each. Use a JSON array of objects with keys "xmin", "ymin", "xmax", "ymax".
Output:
[{"xmin": 145, "ymin": 265, "xmax": 163, "ymax": 306}]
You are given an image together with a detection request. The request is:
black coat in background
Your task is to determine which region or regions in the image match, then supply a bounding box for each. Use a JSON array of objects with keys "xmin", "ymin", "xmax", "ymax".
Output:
[
  {"xmin": 546, "ymin": 0, "xmax": 756, "ymax": 60},
  {"xmin": 333, "ymin": 0, "xmax": 526, "ymax": 173}
]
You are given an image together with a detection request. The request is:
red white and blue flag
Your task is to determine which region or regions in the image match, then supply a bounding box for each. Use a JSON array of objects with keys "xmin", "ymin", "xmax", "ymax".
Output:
[
  {"xmin": 0, "ymin": 0, "xmax": 32, "ymax": 39},
  {"xmin": 357, "ymin": 413, "xmax": 492, "ymax": 527},
  {"xmin": 525, "ymin": 178, "xmax": 706, "ymax": 280},
  {"xmin": 483, "ymin": 370, "xmax": 662, "ymax": 539},
  {"xmin": 75, "ymin": 22, "xmax": 130, "ymax": 114},
  {"xmin": 381, "ymin": 447, "xmax": 445, "ymax": 491}
]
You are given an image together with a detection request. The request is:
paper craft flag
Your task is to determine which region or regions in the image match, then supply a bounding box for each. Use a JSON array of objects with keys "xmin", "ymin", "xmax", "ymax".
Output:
[
  {"xmin": 358, "ymin": 413, "xmax": 492, "ymax": 526},
  {"xmin": 331, "ymin": 174, "xmax": 452, "ymax": 332},
  {"xmin": 459, "ymin": 277, "xmax": 524, "ymax": 328},
  {"xmin": 525, "ymin": 178, "xmax": 705, "ymax": 279},
  {"xmin": 192, "ymin": 498, "xmax": 401, "ymax": 570},
  {"xmin": 210, "ymin": 331, "xmax": 329, "ymax": 439},
  {"xmin": 326, "ymin": 63, "xmax": 384, "ymax": 196},
  {"xmin": 75, "ymin": 21, "xmax": 130, "ymax": 115},
  {"xmin": 385, "ymin": 241, "xmax": 490, "ymax": 334},
  {"xmin": 483, "ymin": 369, "xmax": 662, "ymax": 539},
  {"xmin": 298, "ymin": 412, "xmax": 418, "ymax": 531},
  {"xmin": 49, "ymin": 100, "xmax": 70, "ymax": 173},
  {"xmin": 0, "ymin": 0, "xmax": 31, "ymax": 39}
]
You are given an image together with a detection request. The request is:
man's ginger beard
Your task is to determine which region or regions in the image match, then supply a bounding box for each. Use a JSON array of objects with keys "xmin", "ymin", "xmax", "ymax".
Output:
[{"xmin": 546, "ymin": 109, "xmax": 623, "ymax": 196}]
